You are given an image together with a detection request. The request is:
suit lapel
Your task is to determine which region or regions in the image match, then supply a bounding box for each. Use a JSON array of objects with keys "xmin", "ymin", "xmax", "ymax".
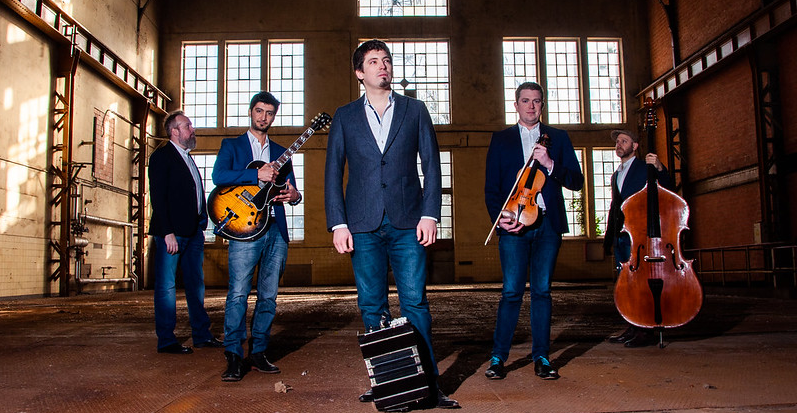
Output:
[
  {"xmin": 382, "ymin": 92, "xmax": 407, "ymax": 154},
  {"xmin": 355, "ymin": 96, "xmax": 382, "ymax": 154}
]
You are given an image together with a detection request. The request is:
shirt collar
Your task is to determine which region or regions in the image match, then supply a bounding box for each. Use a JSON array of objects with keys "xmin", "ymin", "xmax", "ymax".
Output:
[
  {"xmin": 247, "ymin": 130, "xmax": 269, "ymax": 147},
  {"xmin": 170, "ymin": 140, "xmax": 191, "ymax": 156},
  {"xmin": 363, "ymin": 91, "xmax": 395, "ymax": 107},
  {"xmin": 518, "ymin": 122, "xmax": 541, "ymax": 135}
]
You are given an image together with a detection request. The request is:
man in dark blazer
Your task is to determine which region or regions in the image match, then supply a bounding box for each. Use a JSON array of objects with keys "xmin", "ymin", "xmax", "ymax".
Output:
[
  {"xmin": 212, "ymin": 91, "xmax": 301, "ymax": 382},
  {"xmin": 324, "ymin": 40, "xmax": 458, "ymax": 409},
  {"xmin": 603, "ymin": 129, "xmax": 672, "ymax": 347},
  {"xmin": 484, "ymin": 82, "xmax": 584, "ymax": 381},
  {"xmin": 148, "ymin": 110, "xmax": 222, "ymax": 354}
]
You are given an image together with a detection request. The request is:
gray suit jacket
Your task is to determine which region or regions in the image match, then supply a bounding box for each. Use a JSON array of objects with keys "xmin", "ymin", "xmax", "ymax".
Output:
[{"xmin": 324, "ymin": 92, "xmax": 442, "ymax": 233}]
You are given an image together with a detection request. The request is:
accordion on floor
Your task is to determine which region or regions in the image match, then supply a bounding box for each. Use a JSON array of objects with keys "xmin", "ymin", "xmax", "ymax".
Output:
[{"xmin": 357, "ymin": 317, "xmax": 431, "ymax": 411}]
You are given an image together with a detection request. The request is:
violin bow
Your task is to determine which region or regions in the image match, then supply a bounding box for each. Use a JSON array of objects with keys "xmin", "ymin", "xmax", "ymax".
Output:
[{"xmin": 484, "ymin": 153, "xmax": 536, "ymax": 245}]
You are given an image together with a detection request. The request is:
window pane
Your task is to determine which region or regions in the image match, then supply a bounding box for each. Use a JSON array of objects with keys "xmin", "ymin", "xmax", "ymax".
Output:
[
  {"xmin": 361, "ymin": 40, "xmax": 451, "ymax": 125},
  {"xmin": 592, "ymin": 148, "xmax": 622, "ymax": 236},
  {"xmin": 587, "ymin": 40, "xmax": 623, "ymax": 124},
  {"xmin": 182, "ymin": 43, "xmax": 218, "ymax": 128},
  {"xmin": 192, "ymin": 154, "xmax": 218, "ymax": 242},
  {"xmin": 284, "ymin": 153, "xmax": 305, "ymax": 241},
  {"xmin": 226, "ymin": 42, "xmax": 261, "ymax": 127},
  {"xmin": 417, "ymin": 151, "xmax": 453, "ymax": 239},
  {"xmin": 360, "ymin": 0, "xmax": 447, "ymax": 16},
  {"xmin": 563, "ymin": 148, "xmax": 585, "ymax": 236},
  {"xmin": 269, "ymin": 41, "xmax": 305, "ymax": 127},
  {"xmin": 502, "ymin": 39, "xmax": 538, "ymax": 124},
  {"xmin": 545, "ymin": 40, "xmax": 581, "ymax": 124}
]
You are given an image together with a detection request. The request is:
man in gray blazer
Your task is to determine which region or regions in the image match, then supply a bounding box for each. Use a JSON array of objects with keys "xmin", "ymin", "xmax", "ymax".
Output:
[{"xmin": 324, "ymin": 39, "xmax": 458, "ymax": 409}]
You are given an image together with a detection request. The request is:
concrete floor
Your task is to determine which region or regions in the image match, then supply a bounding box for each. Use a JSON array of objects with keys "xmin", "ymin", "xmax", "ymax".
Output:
[{"xmin": 1, "ymin": 282, "xmax": 796, "ymax": 413}]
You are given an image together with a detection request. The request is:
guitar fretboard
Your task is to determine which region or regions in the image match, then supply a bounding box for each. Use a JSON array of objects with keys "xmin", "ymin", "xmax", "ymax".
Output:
[{"xmin": 273, "ymin": 127, "xmax": 314, "ymax": 170}]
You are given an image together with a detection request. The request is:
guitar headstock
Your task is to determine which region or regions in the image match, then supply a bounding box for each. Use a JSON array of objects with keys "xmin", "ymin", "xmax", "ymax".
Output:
[{"xmin": 310, "ymin": 112, "xmax": 332, "ymax": 132}]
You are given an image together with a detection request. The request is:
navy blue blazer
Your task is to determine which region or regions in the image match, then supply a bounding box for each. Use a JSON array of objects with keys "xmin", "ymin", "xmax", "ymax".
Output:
[
  {"xmin": 603, "ymin": 156, "xmax": 673, "ymax": 251},
  {"xmin": 148, "ymin": 142, "xmax": 208, "ymax": 237},
  {"xmin": 211, "ymin": 133, "xmax": 296, "ymax": 243},
  {"xmin": 485, "ymin": 124, "xmax": 584, "ymax": 235},
  {"xmin": 325, "ymin": 92, "xmax": 442, "ymax": 233}
]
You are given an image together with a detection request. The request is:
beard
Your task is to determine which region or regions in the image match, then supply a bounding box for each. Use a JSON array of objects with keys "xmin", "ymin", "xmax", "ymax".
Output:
[
  {"xmin": 181, "ymin": 134, "xmax": 197, "ymax": 150},
  {"xmin": 251, "ymin": 119, "xmax": 271, "ymax": 133},
  {"xmin": 378, "ymin": 77, "xmax": 391, "ymax": 89},
  {"xmin": 616, "ymin": 146, "xmax": 634, "ymax": 159}
]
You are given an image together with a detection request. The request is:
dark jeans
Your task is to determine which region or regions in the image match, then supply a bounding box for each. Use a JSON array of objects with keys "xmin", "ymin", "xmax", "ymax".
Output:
[
  {"xmin": 492, "ymin": 215, "xmax": 561, "ymax": 362},
  {"xmin": 153, "ymin": 229, "xmax": 213, "ymax": 349}
]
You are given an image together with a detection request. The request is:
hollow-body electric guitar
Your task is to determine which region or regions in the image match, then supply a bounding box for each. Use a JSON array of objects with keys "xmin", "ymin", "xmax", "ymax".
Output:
[{"xmin": 207, "ymin": 112, "xmax": 331, "ymax": 241}]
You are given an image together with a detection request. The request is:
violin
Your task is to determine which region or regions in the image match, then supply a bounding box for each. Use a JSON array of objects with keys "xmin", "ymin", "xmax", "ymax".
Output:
[
  {"xmin": 484, "ymin": 134, "xmax": 550, "ymax": 244},
  {"xmin": 613, "ymin": 98, "xmax": 703, "ymax": 330}
]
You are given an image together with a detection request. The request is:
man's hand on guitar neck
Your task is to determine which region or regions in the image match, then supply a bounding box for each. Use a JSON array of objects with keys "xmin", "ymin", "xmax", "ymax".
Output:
[{"xmin": 257, "ymin": 162, "xmax": 279, "ymax": 183}]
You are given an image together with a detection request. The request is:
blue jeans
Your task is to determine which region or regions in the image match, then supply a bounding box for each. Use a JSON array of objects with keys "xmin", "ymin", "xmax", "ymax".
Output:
[
  {"xmin": 613, "ymin": 233, "xmax": 631, "ymax": 270},
  {"xmin": 223, "ymin": 224, "xmax": 287, "ymax": 357},
  {"xmin": 492, "ymin": 215, "xmax": 562, "ymax": 362},
  {"xmin": 153, "ymin": 229, "xmax": 213, "ymax": 349},
  {"xmin": 351, "ymin": 215, "xmax": 438, "ymax": 376}
]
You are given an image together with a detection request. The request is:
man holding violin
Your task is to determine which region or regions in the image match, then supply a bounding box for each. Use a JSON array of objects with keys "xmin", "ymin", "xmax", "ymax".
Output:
[{"xmin": 484, "ymin": 82, "xmax": 584, "ymax": 380}]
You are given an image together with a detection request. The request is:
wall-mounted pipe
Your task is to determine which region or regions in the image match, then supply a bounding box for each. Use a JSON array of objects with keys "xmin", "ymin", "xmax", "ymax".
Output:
[{"xmin": 78, "ymin": 214, "xmax": 138, "ymax": 290}]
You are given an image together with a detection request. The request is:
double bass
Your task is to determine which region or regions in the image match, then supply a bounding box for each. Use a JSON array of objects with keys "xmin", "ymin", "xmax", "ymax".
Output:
[{"xmin": 613, "ymin": 99, "xmax": 703, "ymax": 333}]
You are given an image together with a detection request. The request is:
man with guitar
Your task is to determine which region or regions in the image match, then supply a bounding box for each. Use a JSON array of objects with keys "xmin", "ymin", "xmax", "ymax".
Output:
[
  {"xmin": 603, "ymin": 129, "xmax": 672, "ymax": 347},
  {"xmin": 324, "ymin": 39, "xmax": 458, "ymax": 409},
  {"xmin": 484, "ymin": 82, "xmax": 583, "ymax": 380},
  {"xmin": 211, "ymin": 91, "xmax": 301, "ymax": 381}
]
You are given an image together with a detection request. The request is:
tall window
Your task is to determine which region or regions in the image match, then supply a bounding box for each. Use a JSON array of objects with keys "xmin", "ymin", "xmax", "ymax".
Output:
[
  {"xmin": 269, "ymin": 42, "xmax": 305, "ymax": 127},
  {"xmin": 359, "ymin": 0, "xmax": 447, "ymax": 16},
  {"xmin": 587, "ymin": 40, "xmax": 623, "ymax": 124},
  {"xmin": 502, "ymin": 39, "xmax": 538, "ymax": 124},
  {"xmin": 182, "ymin": 43, "xmax": 218, "ymax": 128},
  {"xmin": 563, "ymin": 148, "xmax": 585, "ymax": 236},
  {"xmin": 365, "ymin": 40, "xmax": 450, "ymax": 124},
  {"xmin": 226, "ymin": 42, "xmax": 261, "ymax": 127},
  {"xmin": 592, "ymin": 148, "xmax": 622, "ymax": 236},
  {"xmin": 192, "ymin": 154, "xmax": 218, "ymax": 242},
  {"xmin": 285, "ymin": 153, "xmax": 305, "ymax": 241},
  {"xmin": 417, "ymin": 151, "xmax": 453, "ymax": 239},
  {"xmin": 545, "ymin": 40, "xmax": 581, "ymax": 124}
]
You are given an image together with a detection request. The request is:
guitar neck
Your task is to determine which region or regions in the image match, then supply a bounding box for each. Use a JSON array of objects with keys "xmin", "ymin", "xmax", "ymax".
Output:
[{"xmin": 272, "ymin": 126, "xmax": 315, "ymax": 170}]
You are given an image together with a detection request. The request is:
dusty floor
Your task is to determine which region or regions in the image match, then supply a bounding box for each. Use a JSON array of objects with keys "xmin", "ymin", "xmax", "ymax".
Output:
[{"xmin": 1, "ymin": 282, "xmax": 796, "ymax": 413}]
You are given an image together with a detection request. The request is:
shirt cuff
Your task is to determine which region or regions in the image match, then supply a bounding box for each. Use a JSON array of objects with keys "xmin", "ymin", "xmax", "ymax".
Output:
[
  {"xmin": 288, "ymin": 192, "xmax": 302, "ymax": 206},
  {"xmin": 331, "ymin": 224, "xmax": 348, "ymax": 231},
  {"xmin": 421, "ymin": 216, "xmax": 438, "ymax": 223}
]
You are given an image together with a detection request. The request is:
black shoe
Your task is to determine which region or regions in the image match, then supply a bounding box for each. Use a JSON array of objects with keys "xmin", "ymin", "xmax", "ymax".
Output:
[
  {"xmin": 608, "ymin": 326, "xmax": 637, "ymax": 343},
  {"xmin": 484, "ymin": 356, "xmax": 505, "ymax": 380},
  {"xmin": 358, "ymin": 389, "xmax": 374, "ymax": 403},
  {"xmin": 624, "ymin": 330, "xmax": 657, "ymax": 348},
  {"xmin": 157, "ymin": 343, "xmax": 193, "ymax": 354},
  {"xmin": 221, "ymin": 351, "xmax": 244, "ymax": 382},
  {"xmin": 534, "ymin": 357, "xmax": 559, "ymax": 380},
  {"xmin": 434, "ymin": 389, "xmax": 460, "ymax": 409},
  {"xmin": 194, "ymin": 337, "xmax": 224, "ymax": 348},
  {"xmin": 250, "ymin": 352, "xmax": 280, "ymax": 373}
]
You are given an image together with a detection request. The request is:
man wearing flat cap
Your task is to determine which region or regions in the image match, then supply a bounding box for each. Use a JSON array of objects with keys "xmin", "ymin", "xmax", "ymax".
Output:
[{"xmin": 603, "ymin": 129, "xmax": 672, "ymax": 347}]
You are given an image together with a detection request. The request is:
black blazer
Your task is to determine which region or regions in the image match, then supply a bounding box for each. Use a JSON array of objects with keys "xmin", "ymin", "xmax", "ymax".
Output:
[
  {"xmin": 148, "ymin": 142, "xmax": 207, "ymax": 237},
  {"xmin": 603, "ymin": 156, "xmax": 672, "ymax": 252}
]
